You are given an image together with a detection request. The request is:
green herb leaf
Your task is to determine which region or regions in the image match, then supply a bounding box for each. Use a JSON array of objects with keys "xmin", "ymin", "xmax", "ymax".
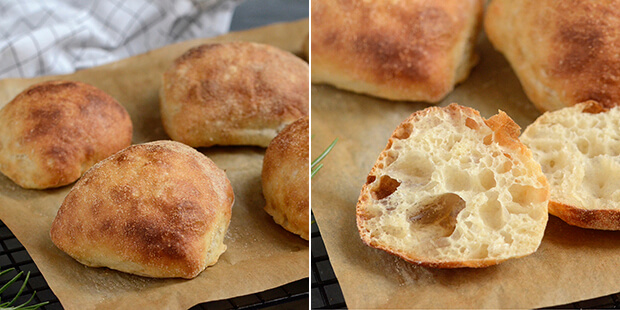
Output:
[
  {"xmin": 0, "ymin": 269, "xmax": 48, "ymax": 310},
  {"xmin": 311, "ymin": 138, "xmax": 337, "ymax": 178}
]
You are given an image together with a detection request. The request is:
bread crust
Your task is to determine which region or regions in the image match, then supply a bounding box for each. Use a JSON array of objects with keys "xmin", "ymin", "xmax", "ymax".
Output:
[
  {"xmin": 549, "ymin": 201, "xmax": 620, "ymax": 231},
  {"xmin": 485, "ymin": 0, "xmax": 620, "ymax": 112},
  {"xmin": 311, "ymin": 0, "xmax": 484, "ymax": 102},
  {"xmin": 0, "ymin": 80, "xmax": 132, "ymax": 189},
  {"xmin": 357, "ymin": 104, "xmax": 549, "ymax": 268},
  {"xmin": 160, "ymin": 42, "xmax": 309, "ymax": 147},
  {"xmin": 262, "ymin": 117, "xmax": 309, "ymax": 239},
  {"xmin": 50, "ymin": 141, "xmax": 234, "ymax": 279}
]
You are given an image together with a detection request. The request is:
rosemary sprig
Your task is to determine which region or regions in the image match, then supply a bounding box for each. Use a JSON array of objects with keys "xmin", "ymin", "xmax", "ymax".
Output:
[
  {"xmin": 312, "ymin": 138, "xmax": 337, "ymax": 178},
  {"xmin": 0, "ymin": 268, "xmax": 48, "ymax": 310}
]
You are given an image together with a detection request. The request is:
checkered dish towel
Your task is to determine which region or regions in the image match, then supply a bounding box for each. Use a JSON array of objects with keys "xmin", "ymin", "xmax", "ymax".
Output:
[{"xmin": 0, "ymin": 0, "xmax": 240, "ymax": 78}]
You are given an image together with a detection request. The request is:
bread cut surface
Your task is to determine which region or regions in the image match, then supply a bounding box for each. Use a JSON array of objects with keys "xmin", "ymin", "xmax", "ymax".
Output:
[
  {"xmin": 356, "ymin": 104, "xmax": 549, "ymax": 267},
  {"xmin": 262, "ymin": 116, "xmax": 309, "ymax": 240},
  {"xmin": 160, "ymin": 42, "xmax": 309, "ymax": 147},
  {"xmin": 521, "ymin": 101, "xmax": 620, "ymax": 230},
  {"xmin": 311, "ymin": 0, "xmax": 484, "ymax": 102},
  {"xmin": 50, "ymin": 140, "xmax": 234, "ymax": 279},
  {"xmin": 0, "ymin": 80, "xmax": 132, "ymax": 189},
  {"xmin": 485, "ymin": 0, "xmax": 620, "ymax": 112}
]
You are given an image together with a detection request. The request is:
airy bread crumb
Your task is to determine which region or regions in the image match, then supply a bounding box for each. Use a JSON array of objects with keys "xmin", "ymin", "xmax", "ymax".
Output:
[
  {"xmin": 521, "ymin": 101, "xmax": 620, "ymax": 230},
  {"xmin": 357, "ymin": 104, "xmax": 549, "ymax": 267}
]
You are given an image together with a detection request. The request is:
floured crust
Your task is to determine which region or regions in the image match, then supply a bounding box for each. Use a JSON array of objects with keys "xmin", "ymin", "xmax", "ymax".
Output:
[
  {"xmin": 311, "ymin": 0, "xmax": 484, "ymax": 102},
  {"xmin": 262, "ymin": 117, "xmax": 309, "ymax": 239},
  {"xmin": 485, "ymin": 0, "xmax": 620, "ymax": 112},
  {"xmin": 357, "ymin": 104, "xmax": 549, "ymax": 268},
  {"xmin": 160, "ymin": 42, "xmax": 309, "ymax": 147},
  {"xmin": 50, "ymin": 141, "xmax": 234, "ymax": 278},
  {"xmin": 521, "ymin": 101, "xmax": 620, "ymax": 230},
  {"xmin": 0, "ymin": 80, "xmax": 132, "ymax": 189}
]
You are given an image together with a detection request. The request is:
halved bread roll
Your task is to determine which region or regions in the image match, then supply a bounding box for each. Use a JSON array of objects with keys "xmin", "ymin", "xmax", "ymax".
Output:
[
  {"xmin": 356, "ymin": 104, "xmax": 549, "ymax": 267},
  {"xmin": 521, "ymin": 101, "xmax": 620, "ymax": 230},
  {"xmin": 50, "ymin": 141, "xmax": 234, "ymax": 279},
  {"xmin": 485, "ymin": 0, "xmax": 620, "ymax": 112},
  {"xmin": 311, "ymin": 0, "xmax": 484, "ymax": 102}
]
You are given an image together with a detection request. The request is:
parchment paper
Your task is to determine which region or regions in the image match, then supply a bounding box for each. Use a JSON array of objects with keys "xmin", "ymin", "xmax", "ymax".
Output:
[
  {"xmin": 311, "ymin": 32, "xmax": 620, "ymax": 309},
  {"xmin": 0, "ymin": 20, "xmax": 309, "ymax": 310}
]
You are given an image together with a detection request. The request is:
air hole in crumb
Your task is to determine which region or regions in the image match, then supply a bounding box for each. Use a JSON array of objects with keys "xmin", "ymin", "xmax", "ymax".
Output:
[
  {"xmin": 384, "ymin": 151, "xmax": 399, "ymax": 167},
  {"xmin": 366, "ymin": 175, "xmax": 376, "ymax": 184},
  {"xmin": 394, "ymin": 123, "xmax": 413, "ymax": 140},
  {"xmin": 509, "ymin": 183, "xmax": 547, "ymax": 205},
  {"xmin": 480, "ymin": 192, "xmax": 504, "ymax": 230},
  {"xmin": 577, "ymin": 138, "xmax": 589, "ymax": 154},
  {"xmin": 465, "ymin": 117, "xmax": 479, "ymax": 130},
  {"xmin": 483, "ymin": 134, "xmax": 493, "ymax": 145},
  {"xmin": 472, "ymin": 244, "xmax": 489, "ymax": 259},
  {"xmin": 498, "ymin": 160, "xmax": 512, "ymax": 173},
  {"xmin": 480, "ymin": 169, "xmax": 496, "ymax": 190},
  {"xmin": 501, "ymin": 231, "xmax": 513, "ymax": 245},
  {"xmin": 407, "ymin": 193, "xmax": 465, "ymax": 238},
  {"xmin": 371, "ymin": 175, "xmax": 401, "ymax": 200}
]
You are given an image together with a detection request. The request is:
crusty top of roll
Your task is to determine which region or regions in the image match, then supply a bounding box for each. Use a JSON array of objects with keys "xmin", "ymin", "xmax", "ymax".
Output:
[
  {"xmin": 311, "ymin": 0, "xmax": 484, "ymax": 102},
  {"xmin": 160, "ymin": 42, "xmax": 309, "ymax": 147},
  {"xmin": 486, "ymin": 0, "xmax": 620, "ymax": 112},
  {"xmin": 262, "ymin": 116, "xmax": 309, "ymax": 240},
  {"xmin": 50, "ymin": 140, "xmax": 234, "ymax": 279},
  {"xmin": 0, "ymin": 80, "xmax": 132, "ymax": 189}
]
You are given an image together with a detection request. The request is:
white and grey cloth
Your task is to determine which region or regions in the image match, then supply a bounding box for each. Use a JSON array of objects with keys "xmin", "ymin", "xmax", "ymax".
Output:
[{"xmin": 0, "ymin": 0, "xmax": 240, "ymax": 79}]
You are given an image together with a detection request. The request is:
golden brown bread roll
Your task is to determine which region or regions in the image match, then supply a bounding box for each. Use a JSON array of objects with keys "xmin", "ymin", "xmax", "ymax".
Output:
[
  {"xmin": 262, "ymin": 116, "xmax": 309, "ymax": 240},
  {"xmin": 485, "ymin": 0, "xmax": 620, "ymax": 112},
  {"xmin": 0, "ymin": 80, "xmax": 132, "ymax": 189},
  {"xmin": 160, "ymin": 42, "xmax": 309, "ymax": 147},
  {"xmin": 50, "ymin": 140, "xmax": 234, "ymax": 279},
  {"xmin": 357, "ymin": 104, "xmax": 549, "ymax": 267},
  {"xmin": 311, "ymin": 0, "xmax": 484, "ymax": 102}
]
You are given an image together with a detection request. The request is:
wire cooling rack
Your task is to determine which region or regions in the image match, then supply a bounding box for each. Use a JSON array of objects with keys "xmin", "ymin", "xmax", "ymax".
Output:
[
  {"xmin": 311, "ymin": 213, "xmax": 620, "ymax": 309},
  {"xmin": 0, "ymin": 220, "xmax": 308, "ymax": 310}
]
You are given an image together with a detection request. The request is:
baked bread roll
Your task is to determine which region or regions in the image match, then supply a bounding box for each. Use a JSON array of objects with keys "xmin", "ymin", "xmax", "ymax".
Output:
[
  {"xmin": 521, "ymin": 101, "xmax": 620, "ymax": 230},
  {"xmin": 485, "ymin": 0, "xmax": 620, "ymax": 112},
  {"xmin": 356, "ymin": 104, "xmax": 549, "ymax": 267},
  {"xmin": 160, "ymin": 42, "xmax": 309, "ymax": 147},
  {"xmin": 0, "ymin": 80, "xmax": 132, "ymax": 189},
  {"xmin": 311, "ymin": 0, "xmax": 484, "ymax": 102},
  {"xmin": 262, "ymin": 116, "xmax": 309, "ymax": 240},
  {"xmin": 50, "ymin": 141, "xmax": 234, "ymax": 279}
]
